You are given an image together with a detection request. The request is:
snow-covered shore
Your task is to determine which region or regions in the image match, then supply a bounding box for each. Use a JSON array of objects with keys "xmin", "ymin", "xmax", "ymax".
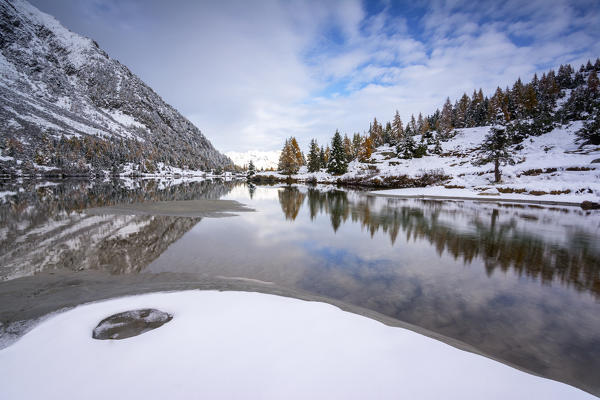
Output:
[
  {"xmin": 0, "ymin": 290, "xmax": 595, "ymax": 400},
  {"xmin": 256, "ymin": 124, "xmax": 600, "ymax": 206}
]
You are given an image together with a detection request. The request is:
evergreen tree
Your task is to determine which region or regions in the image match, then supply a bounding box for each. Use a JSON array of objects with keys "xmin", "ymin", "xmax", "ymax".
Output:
[
  {"xmin": 327, "ymin": 130, "xmax": 348, "ymax": 174},
  {"xmin": 576, "ymin": 106, "xmax": 600, "ymax": 145},
  {"xmin": 398, "ymin": 134, "xmax": 416, "ymax": 159},
  {"xmin": 433, "ymin": 135, "xmax": 443, "ymax": 154},
  {"xmin": 246, "ymin": 160, "xmax": 256, "ymax": 179},
  {"xmin": 476, "ymin": 110, "xmax": 514, "ymax": 182},
  {"xmin": 307, "ymin": 139, "xmax": 321, "ymax": 172},
  {"xmin": 319, "ymin": 146, "xmax": 326, "ymax": 169}
]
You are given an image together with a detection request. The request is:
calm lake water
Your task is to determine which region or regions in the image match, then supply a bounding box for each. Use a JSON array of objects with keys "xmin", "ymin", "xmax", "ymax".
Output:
[{"xmin": 1, "ymin": 179, "xmax": 599, "ymax": 396}]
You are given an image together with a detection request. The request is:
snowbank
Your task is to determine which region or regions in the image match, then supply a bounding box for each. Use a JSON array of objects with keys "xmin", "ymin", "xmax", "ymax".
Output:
[{"xmin": 0, "ymin": 290, "xmax": 594, "ymax": 400}]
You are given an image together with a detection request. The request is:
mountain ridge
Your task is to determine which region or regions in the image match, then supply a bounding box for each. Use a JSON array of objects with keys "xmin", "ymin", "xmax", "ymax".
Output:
[{"xmin": 0, "ymin": 0, "xmax": 232, "ymax": 176}]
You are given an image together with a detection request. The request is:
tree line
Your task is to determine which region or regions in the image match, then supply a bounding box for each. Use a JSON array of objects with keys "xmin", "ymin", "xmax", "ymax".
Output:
[{"xmin": 276, "ymin": 59, "xmax": 600, "ymax": 179}]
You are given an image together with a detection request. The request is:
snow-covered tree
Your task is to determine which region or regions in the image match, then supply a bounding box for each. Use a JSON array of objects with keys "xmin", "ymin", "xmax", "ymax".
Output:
[
  {"xmin": 327, "ymin": 130, "xmax": 348, "ymax": 175},
  {"xmin": 246, "ymin": 160, "xmax": 256, "ymax": 179},
  {"xmin": 307, "ymin": 139, "xmax": 321, "ymax": 172},
  {"xmin": 476, "ymin": 124, "xmax": 514, "ymax": 183}
]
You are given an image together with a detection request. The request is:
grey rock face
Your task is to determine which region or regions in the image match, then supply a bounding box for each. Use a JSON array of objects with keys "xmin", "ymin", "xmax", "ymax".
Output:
[
  {"xmin": 0, "ymin": 0, "xmax": 232, "ymax": 175},
  {"xmin": 92, "ymin": 308, "xmax": 173, "ymax": 340}
]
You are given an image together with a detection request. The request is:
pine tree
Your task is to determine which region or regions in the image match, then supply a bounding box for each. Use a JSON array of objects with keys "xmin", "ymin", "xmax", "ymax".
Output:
[
  {"xmin": 398, "ymin": 134, "xmax": 416, "ymax": 159},
  {"xmin": 433, "ymin": 135, "xmax": 443, "ymax": 154},
  {"xmin": 576, "ymin": 106, "xmax": 600, "ymax": 145},
  {"xmin": 307, "ymin": 139, "xmax": 321, "ymax": 172},
  {"xmin": 319, "ymin": 146, "xmax": 326, "ymax": 169},
  {"xmin": 477, "ymin": 126, "xmax": 514, "ymax": 182},
  {"xmin": 327, "ymin": 130, "xmax": 348, "ymax": 174},
  {"xmin": 246, "ymin": 160, "xmax": 256, "ymax": 179}
]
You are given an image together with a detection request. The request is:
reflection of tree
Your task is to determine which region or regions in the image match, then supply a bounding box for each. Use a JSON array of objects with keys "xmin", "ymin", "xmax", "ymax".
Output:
[
  {"xmin": 248, "ymin": 183, "xmax": 256, "ymax": 200},
  {"xmin": 278, "ymin": 186, "xmax": 306, "ymax": 221},
  {"xmin": 283, "ymin": 187, "xmax": 600, "ymax": 297}
]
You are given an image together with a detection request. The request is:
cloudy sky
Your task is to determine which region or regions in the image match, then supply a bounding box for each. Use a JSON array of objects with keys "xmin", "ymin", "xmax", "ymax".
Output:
[{"xmin": 31, "ymin": 0, "xmax": 600, "ymax": 152}]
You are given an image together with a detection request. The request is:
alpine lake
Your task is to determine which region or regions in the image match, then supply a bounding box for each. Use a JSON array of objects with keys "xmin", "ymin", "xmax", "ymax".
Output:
[{"xmin": 0, "ymin": 178, "xmax": 599, "ymax": 396}]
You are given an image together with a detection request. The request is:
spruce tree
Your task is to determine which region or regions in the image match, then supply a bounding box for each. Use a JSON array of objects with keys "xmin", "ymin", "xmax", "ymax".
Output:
[
  {"xmin": 576, "ymin": 106, "xmax": 600, "ymax": 145},
  {"xmin": 246, "ymin": 160, "xmax": 256, "ymax": 179},
  {"xmin": 398, "ymin": 134, "xmax": 416, "ymax": 159},
  {"xmin": 433, "ymin": 135, "xmax": 443, "ymax": 154},
  {"xmin": 307, "ymin": 139, "xmax": 321, "ymax": 172},
  {"xmin": 327, "ymin": 130, "xmax": 348, "ymax": 174}
]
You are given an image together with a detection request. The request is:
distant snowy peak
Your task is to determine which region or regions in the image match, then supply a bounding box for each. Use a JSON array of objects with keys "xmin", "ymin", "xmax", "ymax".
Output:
[{"xmin": 226, "ymin": 150, "xmax": 280, "ymax": 170}]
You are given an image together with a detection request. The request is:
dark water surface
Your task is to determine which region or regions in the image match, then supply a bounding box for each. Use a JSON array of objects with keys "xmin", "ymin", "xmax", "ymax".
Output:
[{"xmin": 1, "ymin": 179, "xmax": 599, "ymax": 396}]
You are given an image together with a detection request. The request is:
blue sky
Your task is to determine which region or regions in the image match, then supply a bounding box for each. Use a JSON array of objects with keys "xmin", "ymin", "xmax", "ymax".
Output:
[{"xmin": 31, "ymin": 0, "xmax": 600, "ymax": 152}]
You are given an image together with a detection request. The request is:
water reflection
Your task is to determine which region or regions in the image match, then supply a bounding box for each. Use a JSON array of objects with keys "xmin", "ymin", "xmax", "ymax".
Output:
[
  {"xmin": 0, "ymin": 179, "xmax": 238, "ymax": 280},
  {"xmin": 278, "ymin": 186, "xmax": 600, "ymax": 298}
]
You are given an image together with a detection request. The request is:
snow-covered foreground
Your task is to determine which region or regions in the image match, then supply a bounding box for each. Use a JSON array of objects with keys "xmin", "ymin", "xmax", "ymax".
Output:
[{"xmin": 0, "ymin": 291, "xmax": 594, "ymax": 400}]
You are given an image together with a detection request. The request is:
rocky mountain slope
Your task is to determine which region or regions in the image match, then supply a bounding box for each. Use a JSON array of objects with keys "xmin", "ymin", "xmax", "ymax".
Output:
[{"xmin": 0, "ymin": 0, "xmax": 232, "ymax": 176}]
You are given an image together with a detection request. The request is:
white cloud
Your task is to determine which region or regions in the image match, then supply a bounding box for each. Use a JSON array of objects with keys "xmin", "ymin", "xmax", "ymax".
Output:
[{"xmin": 30, "ymin": 0, "xmax": 600, "ymax": 152}]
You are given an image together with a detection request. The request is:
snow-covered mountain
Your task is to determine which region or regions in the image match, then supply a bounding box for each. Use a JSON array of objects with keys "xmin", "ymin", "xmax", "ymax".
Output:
[
  {"xmin": 226, "ymin": 150, "xmax": 280, "ymax": 170},
  {"xmin": 0, "ymin": 0, "xmax": 232, "ymax": 175}
]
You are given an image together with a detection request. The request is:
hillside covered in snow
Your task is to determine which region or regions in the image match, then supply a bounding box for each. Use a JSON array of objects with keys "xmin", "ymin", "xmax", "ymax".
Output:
[
  {"xmin": 256, "ymin": 124, "xmax": 600, "ymax": 204},
  {"xmin": 0, "ymin": 0, "xmax": 232, "ymax": 177}
]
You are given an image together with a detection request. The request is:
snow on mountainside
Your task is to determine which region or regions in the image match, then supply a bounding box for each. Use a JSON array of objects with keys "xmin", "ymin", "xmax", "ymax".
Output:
[
  {"xmin": 0, "ymin": 0, "xmax": 232, "ymax": 175},
  {"xmin": 225, "ymin": 150, "xmax": 280, "ymax": 170}
]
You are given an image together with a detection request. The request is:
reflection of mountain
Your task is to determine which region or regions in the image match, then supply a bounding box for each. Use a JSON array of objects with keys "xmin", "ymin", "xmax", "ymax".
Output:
[
  {"xmin": 0, "ymin": 179, "xmax": 238, "ymax": 280},
  {"xmin": 278, "ymin": 186, "xmax": 600, "ymax": 298}
]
